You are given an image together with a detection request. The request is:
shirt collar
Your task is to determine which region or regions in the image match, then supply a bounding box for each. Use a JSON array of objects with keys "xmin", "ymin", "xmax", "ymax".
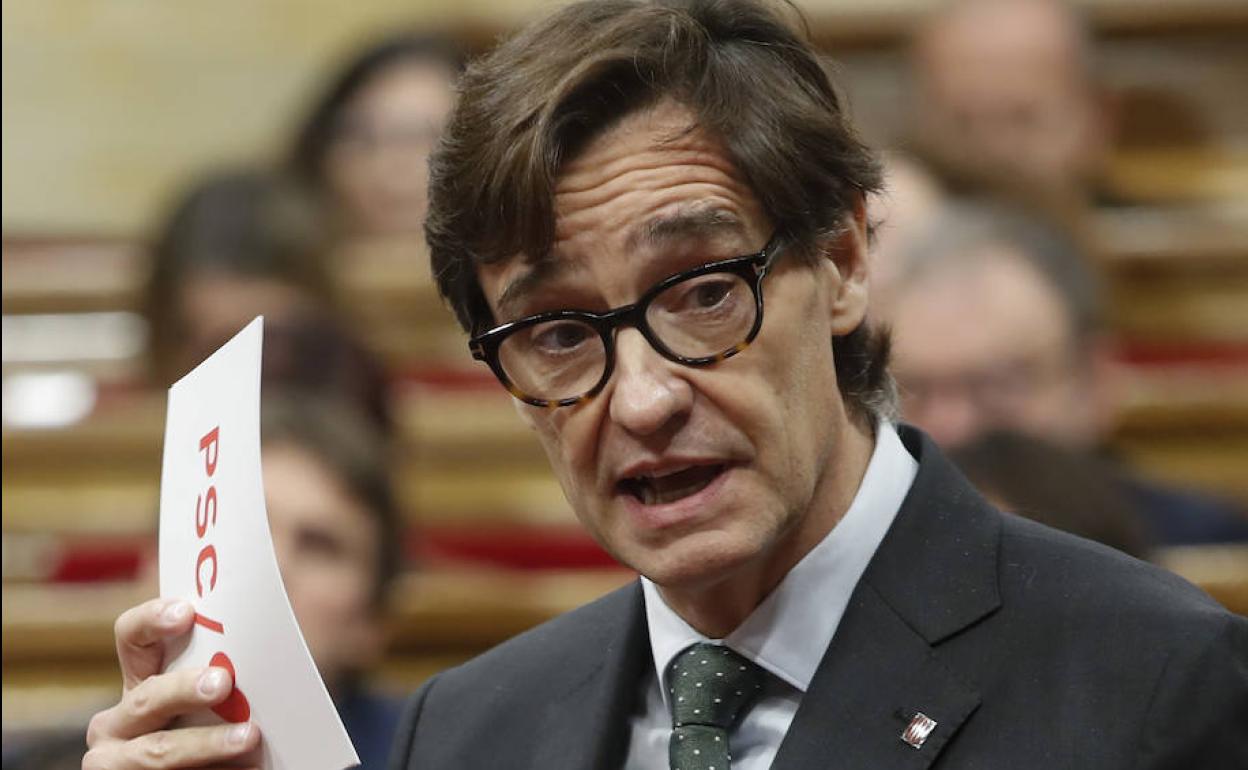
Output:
[{"xmin": 642, "ymin": 421, "xmax": 918, "ymax": 704}]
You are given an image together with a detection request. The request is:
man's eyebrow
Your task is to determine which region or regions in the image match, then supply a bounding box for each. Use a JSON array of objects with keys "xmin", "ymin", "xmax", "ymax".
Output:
[
  {"xmin": 494, "ymin": 209, "xmax": 745, "ymax": 319},
  {"xmin": 625, "ymin": 208, "xmax": 746, "ymax": 252},
  {"xmin": 495, "ymin": 256, "xmax": 571, "ymax": 319}
]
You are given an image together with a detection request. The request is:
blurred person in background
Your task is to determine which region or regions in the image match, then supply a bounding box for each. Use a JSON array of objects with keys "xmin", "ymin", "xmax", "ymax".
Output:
[
  {"xmin": 889, "ymin": 197, "xmax": 1248, "ymax": 545},
  {"xmin": 950, "ymin": 430, "xmax": 1151, "ymax": 559},
  {"xmin": 145, "ymin": 167, "xmax": 336, "ymax": 384},
  {"xmin": 10, "ymin": 162, "xmax": 406, "ymax": 769},
  {"xmin": 3, "ymin": 394, "xmax": 404, "ymax": 768},
  {"xmin": 146, "ymin": 165, "xmax": 404, "ymax": 764},
  {"xmin": 252, "ymin": 393, "xmax": 405, "ymax": 769},
  {"xmin": 2, "ymin": 394, "xmax": 404, "ymax": 770},
  {"xmin": 288, "ymin": 32, "xmax": 464, "ymax": 243},
  {"xmin": 143, "ymin": 166, "xmax": 393, "ymax": 431},
  {"xmin": 866, "ymin": 151, "xmax": 946, "ymax": 322},
  {"xmin": 3, "ymin": 731, "xmax": 87, "ymax": 770},
  {"xmin": 910, "ymin": 0, "xmax": 1114, "ymax": 203},
  {"xmin": 889, "ymin": 198, "xmax": 1108, "ymax": 450}
]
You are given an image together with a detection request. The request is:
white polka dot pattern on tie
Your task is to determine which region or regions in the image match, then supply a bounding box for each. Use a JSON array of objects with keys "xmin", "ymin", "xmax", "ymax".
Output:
[{"xmin": 666, "ymin": 642, "xmax": 767, "ymax": 770}]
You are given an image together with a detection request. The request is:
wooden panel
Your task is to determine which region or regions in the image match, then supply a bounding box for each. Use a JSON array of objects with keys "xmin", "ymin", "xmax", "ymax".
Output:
[
  {"xmin": 1, "ymin": 568, "xmax": 634, "ymax": 732},
  {"xmin": 1104, "ymin": 148, "xmax": 1248, "ymax": 205},
  {"xmin": 1097, "ymin": 205, "xmax": 1248, "ymax": 345},
  {"xmin": 1155, "ymin": 544, "xmax": 1248, "ymax": 616},
  {"xmin": 4, "ymin": 358, "xmax": 1247, "ymax": 539}
]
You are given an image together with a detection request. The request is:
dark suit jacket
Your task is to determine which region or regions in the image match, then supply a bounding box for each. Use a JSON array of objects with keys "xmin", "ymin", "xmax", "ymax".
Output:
[
  {"xmin": 1120, "ymin": 472, "xmax": 1248, "ymax": 545},
  {"xmin": 338, "ymin": 687, "xmax": 403, "ymax": 770},
  {"xmin": 388, "ymin": 428, "xmax": 1248, "ymax": 769}
]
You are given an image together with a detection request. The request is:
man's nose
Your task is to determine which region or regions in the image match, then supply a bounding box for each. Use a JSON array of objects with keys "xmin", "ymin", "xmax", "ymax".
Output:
[{"xmin": 607, "ymin": 329, "xmax": 693, "ymax": 437}]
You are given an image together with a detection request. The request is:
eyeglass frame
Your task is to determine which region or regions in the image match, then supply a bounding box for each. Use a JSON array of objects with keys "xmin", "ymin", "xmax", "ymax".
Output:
[{"xmin": 468, "ymin": 234, "xmax": 784, "ymax": 408}]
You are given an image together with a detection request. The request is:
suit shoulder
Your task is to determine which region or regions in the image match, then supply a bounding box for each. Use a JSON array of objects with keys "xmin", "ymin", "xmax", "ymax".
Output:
[
  {"xmin": 997, "ymin": 512, "xmax": 1234, "ymax": 631},
  {"xmin": 387, "ymin": 581, "xmax": 643, "ymax": 767},
  {"xmin": 419, "ymin": 580, "xmax": 640, "ymax": 702}
]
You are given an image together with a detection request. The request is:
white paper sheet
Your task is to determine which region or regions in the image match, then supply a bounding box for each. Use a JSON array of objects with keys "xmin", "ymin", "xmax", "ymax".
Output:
[{"xmin": 158, "ymin": 317, "xmax": 359, "ymax": 770}]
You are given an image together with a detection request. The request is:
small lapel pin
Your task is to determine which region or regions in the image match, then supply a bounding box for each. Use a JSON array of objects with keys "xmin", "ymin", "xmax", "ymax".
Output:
[{"xmin": 900, "ymin": 712, "xmax": 938, "ymax": 749}]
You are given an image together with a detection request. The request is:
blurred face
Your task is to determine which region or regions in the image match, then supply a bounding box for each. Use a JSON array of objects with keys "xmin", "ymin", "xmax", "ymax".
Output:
[
  {"xmin": 325, "ymin": 58, "xmax": 457, "ymax": 237},
  {"xmin": 890, "ymin": 248, "xmax": 1101, "ymax": 449},
  {"xmin": 262, "ymin": 442, "xmax": 383, "ymax": 694},
  {"xmin": 915, "ymin": 0, "xmax": 1106, "ymax": 192},
  {"xmin": 175, "ymin": 271, "xmax": 312, "ymax": 377},
  {"xmin": 867, "ymin": 154, "xmax": 945, "ymax": 323},
  {"xmin": 476, "ymin": 101, "xmax": 873, "ymax": 620}
]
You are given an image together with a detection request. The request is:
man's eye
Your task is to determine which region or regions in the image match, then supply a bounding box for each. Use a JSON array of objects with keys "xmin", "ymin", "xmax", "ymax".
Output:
[
  {"xmin": 532, "ymin": 322, "xmax": 593, "ymax": 353},
  {"xmin": 664, "ymin": 276, "xmax": 738, "ymax": 315},
  {"xmin": 692, "ymin": 280, "xmax": 733, "ymax": 308}
]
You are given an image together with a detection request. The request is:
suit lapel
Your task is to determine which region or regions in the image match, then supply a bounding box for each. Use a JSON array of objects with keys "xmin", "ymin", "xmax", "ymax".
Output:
[
  {"xmin": 530, "ymin": 582, "xmax": 650, "ymax": 770},
  {"xmin": 773, "ymin": 428, "xmax": 1001, "ymax": 769}
]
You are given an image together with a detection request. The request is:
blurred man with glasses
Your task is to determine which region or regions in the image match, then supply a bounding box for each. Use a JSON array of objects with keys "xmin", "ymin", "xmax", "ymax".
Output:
[
  {"xmin": 85, "ymin": 1, "xmax": 1246, "ymax": 769},
  {"xmin": 888, "ymin": 197, "xmax": 1248, "ymax": 547}
]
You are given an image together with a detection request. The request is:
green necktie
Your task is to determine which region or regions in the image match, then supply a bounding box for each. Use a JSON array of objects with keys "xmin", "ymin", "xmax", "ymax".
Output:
[{"xmin": 666, "ymin": 642, "xmax": 766, "ymax": 770}]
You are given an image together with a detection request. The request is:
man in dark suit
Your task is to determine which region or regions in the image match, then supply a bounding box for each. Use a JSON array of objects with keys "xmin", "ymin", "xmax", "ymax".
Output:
[
  {"xmin": 85, "ymin": 1, "xmax": 1246, "ymax": 769},
  {"xmin": 389, "ymin": 430, "xmax": 1244, "ymax": 768}
]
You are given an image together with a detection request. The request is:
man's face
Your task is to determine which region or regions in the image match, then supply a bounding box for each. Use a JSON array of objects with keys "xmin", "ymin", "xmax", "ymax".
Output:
[
  {"xmin": 476, "ymin": 101, "xmax": 872, "ymax": 596},
  {"xmin": 890, "ymin": 248, "xmax": 1103, "ymax": 449}
]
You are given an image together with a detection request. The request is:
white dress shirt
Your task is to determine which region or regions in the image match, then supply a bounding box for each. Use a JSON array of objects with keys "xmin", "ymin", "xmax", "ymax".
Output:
[{"xmin": 622, "ymin": 422, "xmax": 919, "ymax": 770}]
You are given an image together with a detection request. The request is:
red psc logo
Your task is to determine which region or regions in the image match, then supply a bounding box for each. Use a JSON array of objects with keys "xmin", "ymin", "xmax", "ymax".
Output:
[{"xmin": 191, "ymin": 427, "xmax": 250, "ymax": 723}]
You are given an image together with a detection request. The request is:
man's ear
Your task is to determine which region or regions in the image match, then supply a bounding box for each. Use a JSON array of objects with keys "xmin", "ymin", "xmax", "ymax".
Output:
[{"xmin": 822, "ymin": 196, "xmax": 871, "ymax": 335}]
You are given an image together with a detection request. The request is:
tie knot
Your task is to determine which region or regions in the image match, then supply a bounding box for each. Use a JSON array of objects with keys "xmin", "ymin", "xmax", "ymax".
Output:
[{"xmin": 666, "ymin": 643, "xmax": 766, "ymax": 729}]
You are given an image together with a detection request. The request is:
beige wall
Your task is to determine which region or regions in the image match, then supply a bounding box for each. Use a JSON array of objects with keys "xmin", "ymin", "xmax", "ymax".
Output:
[
  {"xmin": 0, "ymin": 0, "xmax": 545, "ymax": 236},
  {"xmin": 2, "ymin": 0, "xmax": 938, "ymax": 237}
]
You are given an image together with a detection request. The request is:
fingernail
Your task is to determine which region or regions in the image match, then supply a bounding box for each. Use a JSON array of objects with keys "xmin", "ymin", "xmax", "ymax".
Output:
[
  {"xmin": 227, "ymin": 723, "xmax": 252, "ymax": 747},
  {"xmin": 162, "ymin": 601, "xmax": 192, "ymax": 625},
  {"xmin": 199, "ymin": 668, "xmax": 228, "ymax": 697}
]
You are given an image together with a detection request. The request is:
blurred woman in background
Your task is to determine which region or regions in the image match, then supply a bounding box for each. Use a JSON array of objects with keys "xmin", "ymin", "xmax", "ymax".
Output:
[
  {"xmin": 144, "ymin": 168, "xmax": 334, "ymax": 382},
  {"xmin": 288, "ymin": 33, "xmax": 464, "ymax": 242},
  {"xmin": 142, "ymin": 166, "xmax": 393, "ymax": 431}
]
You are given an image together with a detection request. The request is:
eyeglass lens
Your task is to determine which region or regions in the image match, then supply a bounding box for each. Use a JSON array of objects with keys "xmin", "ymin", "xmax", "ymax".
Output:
[{"xmin": 496, "ymin": 269, "xmax": 757, "ymax": 402}]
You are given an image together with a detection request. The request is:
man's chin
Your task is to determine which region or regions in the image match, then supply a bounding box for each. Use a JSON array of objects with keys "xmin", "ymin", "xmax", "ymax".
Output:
[{"xmin": 627, "ymin": 533, "xmax": 762, "ymax": 593}]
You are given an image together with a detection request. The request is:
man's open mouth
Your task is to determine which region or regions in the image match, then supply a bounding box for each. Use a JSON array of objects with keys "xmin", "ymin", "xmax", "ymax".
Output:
[{"xmin": 617, "ymin": 464, "xmax": 726, "ymax": 506}]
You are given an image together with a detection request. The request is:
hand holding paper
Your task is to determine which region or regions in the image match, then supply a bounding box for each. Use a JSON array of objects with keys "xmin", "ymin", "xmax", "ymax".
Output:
[
  {"xmin": 84, "ymin": 319, "xmax": 359, "ymax": 770},
  {"xmin": 83, "ymin": 596, "xmax": 261, "ymax": 770}
]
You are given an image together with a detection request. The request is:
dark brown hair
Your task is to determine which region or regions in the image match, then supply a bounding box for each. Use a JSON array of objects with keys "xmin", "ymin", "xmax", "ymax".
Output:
[
  {"xmin": 144, "ymin": 168, "xmax": 334, "ymax": 383},
  {"xmin": 261, "ymin": 392, "xmax": 403, "ymax": 608},
  {"xmin": 426, "ymin": 0, "xmax": 893, "ymax": 420}
]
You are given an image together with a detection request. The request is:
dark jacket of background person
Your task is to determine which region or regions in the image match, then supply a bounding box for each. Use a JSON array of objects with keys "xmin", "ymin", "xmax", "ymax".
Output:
[
  {"xmin": 2, "ymin": 731, "xmax": 87, "ymax": 770},
  {"xmin": 949, "ymin": 430, "xmax": 1152, "ymax": 558}
]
